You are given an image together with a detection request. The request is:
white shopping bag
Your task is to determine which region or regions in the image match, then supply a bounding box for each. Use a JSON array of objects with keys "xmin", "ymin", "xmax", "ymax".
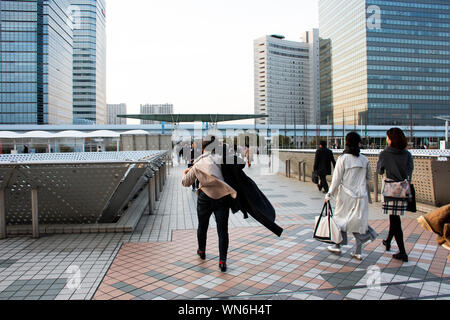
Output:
[{"xmin": 313, "ymin": 202, "xmax": 343, "ymax": 244}]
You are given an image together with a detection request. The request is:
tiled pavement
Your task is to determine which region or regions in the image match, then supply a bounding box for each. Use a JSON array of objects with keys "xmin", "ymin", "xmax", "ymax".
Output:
[
  {"xmin": 93, "ymin": 221, "xmax": 450, "ymax": 301},
  {"xmin": 0, "ymin": 158, "xmax": 449, "ymax": 300}
]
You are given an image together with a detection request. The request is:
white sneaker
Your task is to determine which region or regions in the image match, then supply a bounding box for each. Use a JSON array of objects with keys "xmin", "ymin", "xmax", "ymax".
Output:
[
  {"xmin": 328, "ymin": 246, "xmax": 341, "ymax": 254},
  {"xmin": 350, "ymin": 252, "xmax": 363, "ymax": 261}
]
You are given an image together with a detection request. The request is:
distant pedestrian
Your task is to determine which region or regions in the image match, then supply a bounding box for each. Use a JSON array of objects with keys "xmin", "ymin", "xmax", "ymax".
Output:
[
  {"xmin": 23, "ymin": 145, "xmax": 29, "ymax": 154},
  {"xmin": 378, "ymin": 128, "xmax": 414, "ymax": 262},
  {"xmin": 188, "ymin": 141, "xmax": 199, "ymax": 191},
  {"xmin": 313, "ymin": 141, "xmax": 336, "ymax": 193},
  {"xmin": 245, "ymin": 144, "xmax": 252, "ymax": 168},
  {"xmin": 326, "ymin": 132, "xmax": 378, "ymax": 261},
  {"xmin": 174, "ymin": 143, "xmax": 180, "ymax": 163},
  {"xmin": 177, "ymin": 145, "xmax": 183, "ymax": 164},
  {"xmin": 182, "ymin": 136, "xmax": 237, "ymax": 272}
]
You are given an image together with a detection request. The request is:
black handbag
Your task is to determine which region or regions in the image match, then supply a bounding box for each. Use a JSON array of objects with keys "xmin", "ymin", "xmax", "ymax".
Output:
[
  {"xmin": 407, "ymin": 184, "xmax": 417, "ymax": 213},
  {"xmin": 312, "ymin": 171, "xmax": 319, "ymax": 184}
]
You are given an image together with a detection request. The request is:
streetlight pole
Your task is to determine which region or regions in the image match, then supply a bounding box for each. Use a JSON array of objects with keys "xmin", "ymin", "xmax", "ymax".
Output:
[
  {"xmin": 444, "ymin": 119, "xmax": 450, "ymax": 144},
  {"xmin": 294, "ymin": 110, "xmax": 297, "ymax": 149},
  {"xmin": 434, "ymin": 116, "xmax": 450, "ymax": 144},
  {"xmin": 443, "ymin": 119, "xmax": 449, "ymax": 150}
]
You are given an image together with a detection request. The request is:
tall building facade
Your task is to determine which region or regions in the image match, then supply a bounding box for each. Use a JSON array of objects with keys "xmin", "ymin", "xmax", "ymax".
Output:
[
  {"xmin": 319, "ymin": 0, "xmax": 450, "ymax": 126},
  {"xmin": 72, "ymin": 0, "xmax": 106, "ymax": 125},
  {"xmin": 0, "ymin": 0, "xmax": 73, "ymax": 125},
  {"xmin": 140, "ymin": 103, "xmax": 173, "ymax": 125},
  {"xmin": 319, "ymin": 38, "xmax": 333, "ymax": 125},
  {"xmin": 254, "ymin": 32, "xmax": 320, "ymax": 126},
  {"xmin": 107, "ymin": 103, "xmax": 126, "ymax": 125}
]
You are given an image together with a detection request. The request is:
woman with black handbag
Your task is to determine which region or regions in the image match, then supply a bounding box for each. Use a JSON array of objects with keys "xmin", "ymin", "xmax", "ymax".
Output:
[{"xmin": 377, "ymin": 128, "xmax": 414, "ymax": 262}]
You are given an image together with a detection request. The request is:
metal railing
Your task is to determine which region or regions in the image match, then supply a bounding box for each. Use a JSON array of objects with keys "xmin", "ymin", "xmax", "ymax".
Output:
[{"xmin": 0, "ymin": 151, "xmax": 169, "ymax": 239}]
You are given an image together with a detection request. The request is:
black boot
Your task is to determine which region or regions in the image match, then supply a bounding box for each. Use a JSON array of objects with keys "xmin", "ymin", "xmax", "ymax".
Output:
[
  {"xmin": 197, "ymin": 250, "xmax": 206, "ymax": 260},
  {"xmin": 393, "ymin": 252, "xmax": 408, "ymax": 262},
  {"xmin": 382, "ymin": 240, "xmax": 391, "ymax": 252}
]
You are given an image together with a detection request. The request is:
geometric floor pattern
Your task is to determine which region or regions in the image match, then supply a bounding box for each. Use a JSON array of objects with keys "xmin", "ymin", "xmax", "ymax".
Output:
[
  {"xmin": 1, "ymin": 159, "xmax": 449, "ymax": 300},
  {"xmin": 94, "ymin": 219, "xmax": 450, "ymax": 300}
]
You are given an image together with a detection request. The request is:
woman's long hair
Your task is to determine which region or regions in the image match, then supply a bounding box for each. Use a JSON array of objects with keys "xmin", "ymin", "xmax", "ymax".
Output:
[{"xmin": 344, "ymin": 132, "xmax": 362, "ymax": 157}]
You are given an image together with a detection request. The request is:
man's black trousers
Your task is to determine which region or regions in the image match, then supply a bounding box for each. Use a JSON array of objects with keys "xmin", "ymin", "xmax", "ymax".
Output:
[{"xmin": 319, "ymin": 174, "xmax": 329, "ymax": 192}]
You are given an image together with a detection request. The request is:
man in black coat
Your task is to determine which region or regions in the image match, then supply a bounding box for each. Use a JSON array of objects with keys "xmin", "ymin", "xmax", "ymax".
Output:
[
  {"xmin": 221, "ymin": 152, "xmax": 283, "ymax": 237},
  {"xmin": 188, "ymin": 141, "xmax": 200, "ymax": 191},
  {"xmin": 313, "ymin": 141, "xmax": 336, "ymax": 193}
]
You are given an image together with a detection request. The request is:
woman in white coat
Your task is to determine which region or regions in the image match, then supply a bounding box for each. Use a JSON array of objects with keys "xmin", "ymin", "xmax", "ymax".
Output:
[{"xmin": 325, "ymin": 132, "xmax": 378, "ymax": 261}]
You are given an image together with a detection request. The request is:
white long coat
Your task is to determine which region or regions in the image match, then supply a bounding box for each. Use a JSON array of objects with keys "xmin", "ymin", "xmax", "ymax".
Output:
[{"xmin": 325, "ymin": 153, "xmax": 372, "ymax": 234}]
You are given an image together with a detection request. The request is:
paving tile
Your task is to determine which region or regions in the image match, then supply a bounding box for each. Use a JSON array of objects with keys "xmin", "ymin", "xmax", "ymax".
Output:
[{"xmin": 1, "ymin": 164, "xmax": 448, "ymax": 301}]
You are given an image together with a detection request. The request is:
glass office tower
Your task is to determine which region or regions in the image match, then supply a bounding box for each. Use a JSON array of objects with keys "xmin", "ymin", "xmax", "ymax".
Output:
[
  {"xmin": 0, "ymin": 0, "xmax": 73, "ymax": 125},
  {"xmin": 72, "ymin": 0, "xmax": 106, "ymax": 125},
  {"xmin": 319, "ymin": 0, "xmax": 450, "ymax": 126}
]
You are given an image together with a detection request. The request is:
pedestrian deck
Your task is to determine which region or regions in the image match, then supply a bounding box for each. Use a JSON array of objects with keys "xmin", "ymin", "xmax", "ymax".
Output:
[{"xmin": 0, "ymin": 162, "xmax": 448, "ymax": 300}]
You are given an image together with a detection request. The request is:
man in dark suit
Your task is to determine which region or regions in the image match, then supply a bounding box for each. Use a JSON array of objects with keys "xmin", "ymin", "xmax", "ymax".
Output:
[
  {"xmin": 188, "ymin": 141, "xmax": 200, "ymax": 191},
  {"xmin": 313, "ymin": 141, "xmax": 336, "ymax": 193}
]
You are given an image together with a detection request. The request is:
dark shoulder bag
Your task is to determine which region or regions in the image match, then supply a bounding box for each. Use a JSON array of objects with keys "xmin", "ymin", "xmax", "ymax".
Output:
[
  {"xmin": 312, "ymin": 171, "xmax": 319, "ymax": 184},
  {"xmin": 407, "ymin": 184, "xmax": 417, "ymax": 213}
]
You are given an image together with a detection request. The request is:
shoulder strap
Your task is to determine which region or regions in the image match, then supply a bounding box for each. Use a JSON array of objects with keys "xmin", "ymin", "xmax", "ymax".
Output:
[
  {"xmin": 321, "ymin": 203, "xmax": 328, "ymax": 217},
  {"xmin": 327, "ymin": 202, "xmax": 334, "ymax": 217}
]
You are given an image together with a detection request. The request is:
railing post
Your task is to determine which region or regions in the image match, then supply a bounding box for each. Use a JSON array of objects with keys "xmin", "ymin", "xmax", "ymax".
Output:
[
  {"xmin": 148, "ymin": 175, "xmax": 155, "ymax": 214},
  {"xmin": 286, "ymin": 160, "xmax": 291, "ymax": 178},
  {"xmin": 159, "ymin": 165, "xmax": 163, "ymax": 191},
  {"xmin": 164, "ymin": 163, "xmax": 167, "ymax": 184},
  {"xmin": 155, "ymin": 169, "xmax": 160, "ymax": 201},
  {"xmin": 163, "ymin": 163, "xmax": 167, "ymax": 183},
  {"xmin": 298, "ymin": 162, "xmax": 302, "ymax": 182},
  {"xmin": 302, "ymin": 162, "xmax": 306, "ymax": 182},
  {"xmin": 163, "ymin": 163, "xmax": 166, "ymax": 184},
  {"xmin": 31, "ymin": 189, "xmax": 39, "ymax": 239},
  {"xmin": 374, "ymin": 171, "xmax": 379, "ymax": 203},
  {"xmin": 0, "ymin": 190, "xmax": 6, "ymax": 239},
  {"xmin": 290, "ymin": 160, "xmax": 292, "ymax": 178}
]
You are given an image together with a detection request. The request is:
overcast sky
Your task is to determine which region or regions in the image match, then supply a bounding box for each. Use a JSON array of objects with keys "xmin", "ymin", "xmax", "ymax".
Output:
[{"xmin": 106, "ymin": 0, "xmax": 319, "ymax": 124}]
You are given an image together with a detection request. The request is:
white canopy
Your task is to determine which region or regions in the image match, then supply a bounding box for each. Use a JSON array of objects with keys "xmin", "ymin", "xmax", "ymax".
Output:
[
  {"xmin": 0, "ymin": 131, "xmax": 22, "ymax": 138},
  {"xmin": 52, "ymin": 130, "xmax": 86, "ymax": 138},
  {"xmin": 0, "ymin": 130, "xmax": 121, "ymax": 139},
  {"xmin": 84, "ymin": 130, "xmax": 120, "ymax": 138},
  {"xmin": 120, "ymin": 130, "xmax": 150, "ymax": 136},
  {"xmin": 21, "ymin": 131, "xmax": 55, "ymax": 139}
]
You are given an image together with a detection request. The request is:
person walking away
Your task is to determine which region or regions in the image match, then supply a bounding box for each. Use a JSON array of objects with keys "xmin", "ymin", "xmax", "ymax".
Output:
[
  {"xmin": 182, "ymin": 136, "xmax": 237, "ymax": 272},
  {"xmin": 178, "ymin": 146, "xmax": 184, "ymax": 164},
  {"xmin": 326, "ymin": 132, "xmax": 378, "ymax": 261},
  {"xmin": 377, "ymin": 128, "xmax": 414, "ymax": 262},
  {"xmin": 188, "ymin": 141, "xmax": 200, "ymax": 191},
  {"xmin": 314, "ymin": 141, "xmax": 336, "ymax": 193},
  {"xmin": 245, "ymin": 144, "xmax": 253, "ymax": 168}
]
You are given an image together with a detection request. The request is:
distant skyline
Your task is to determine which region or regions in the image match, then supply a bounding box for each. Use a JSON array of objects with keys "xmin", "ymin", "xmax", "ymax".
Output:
[{"xmin": 106, "ymin": 0, "xmax": 319, "ymax": 124}]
